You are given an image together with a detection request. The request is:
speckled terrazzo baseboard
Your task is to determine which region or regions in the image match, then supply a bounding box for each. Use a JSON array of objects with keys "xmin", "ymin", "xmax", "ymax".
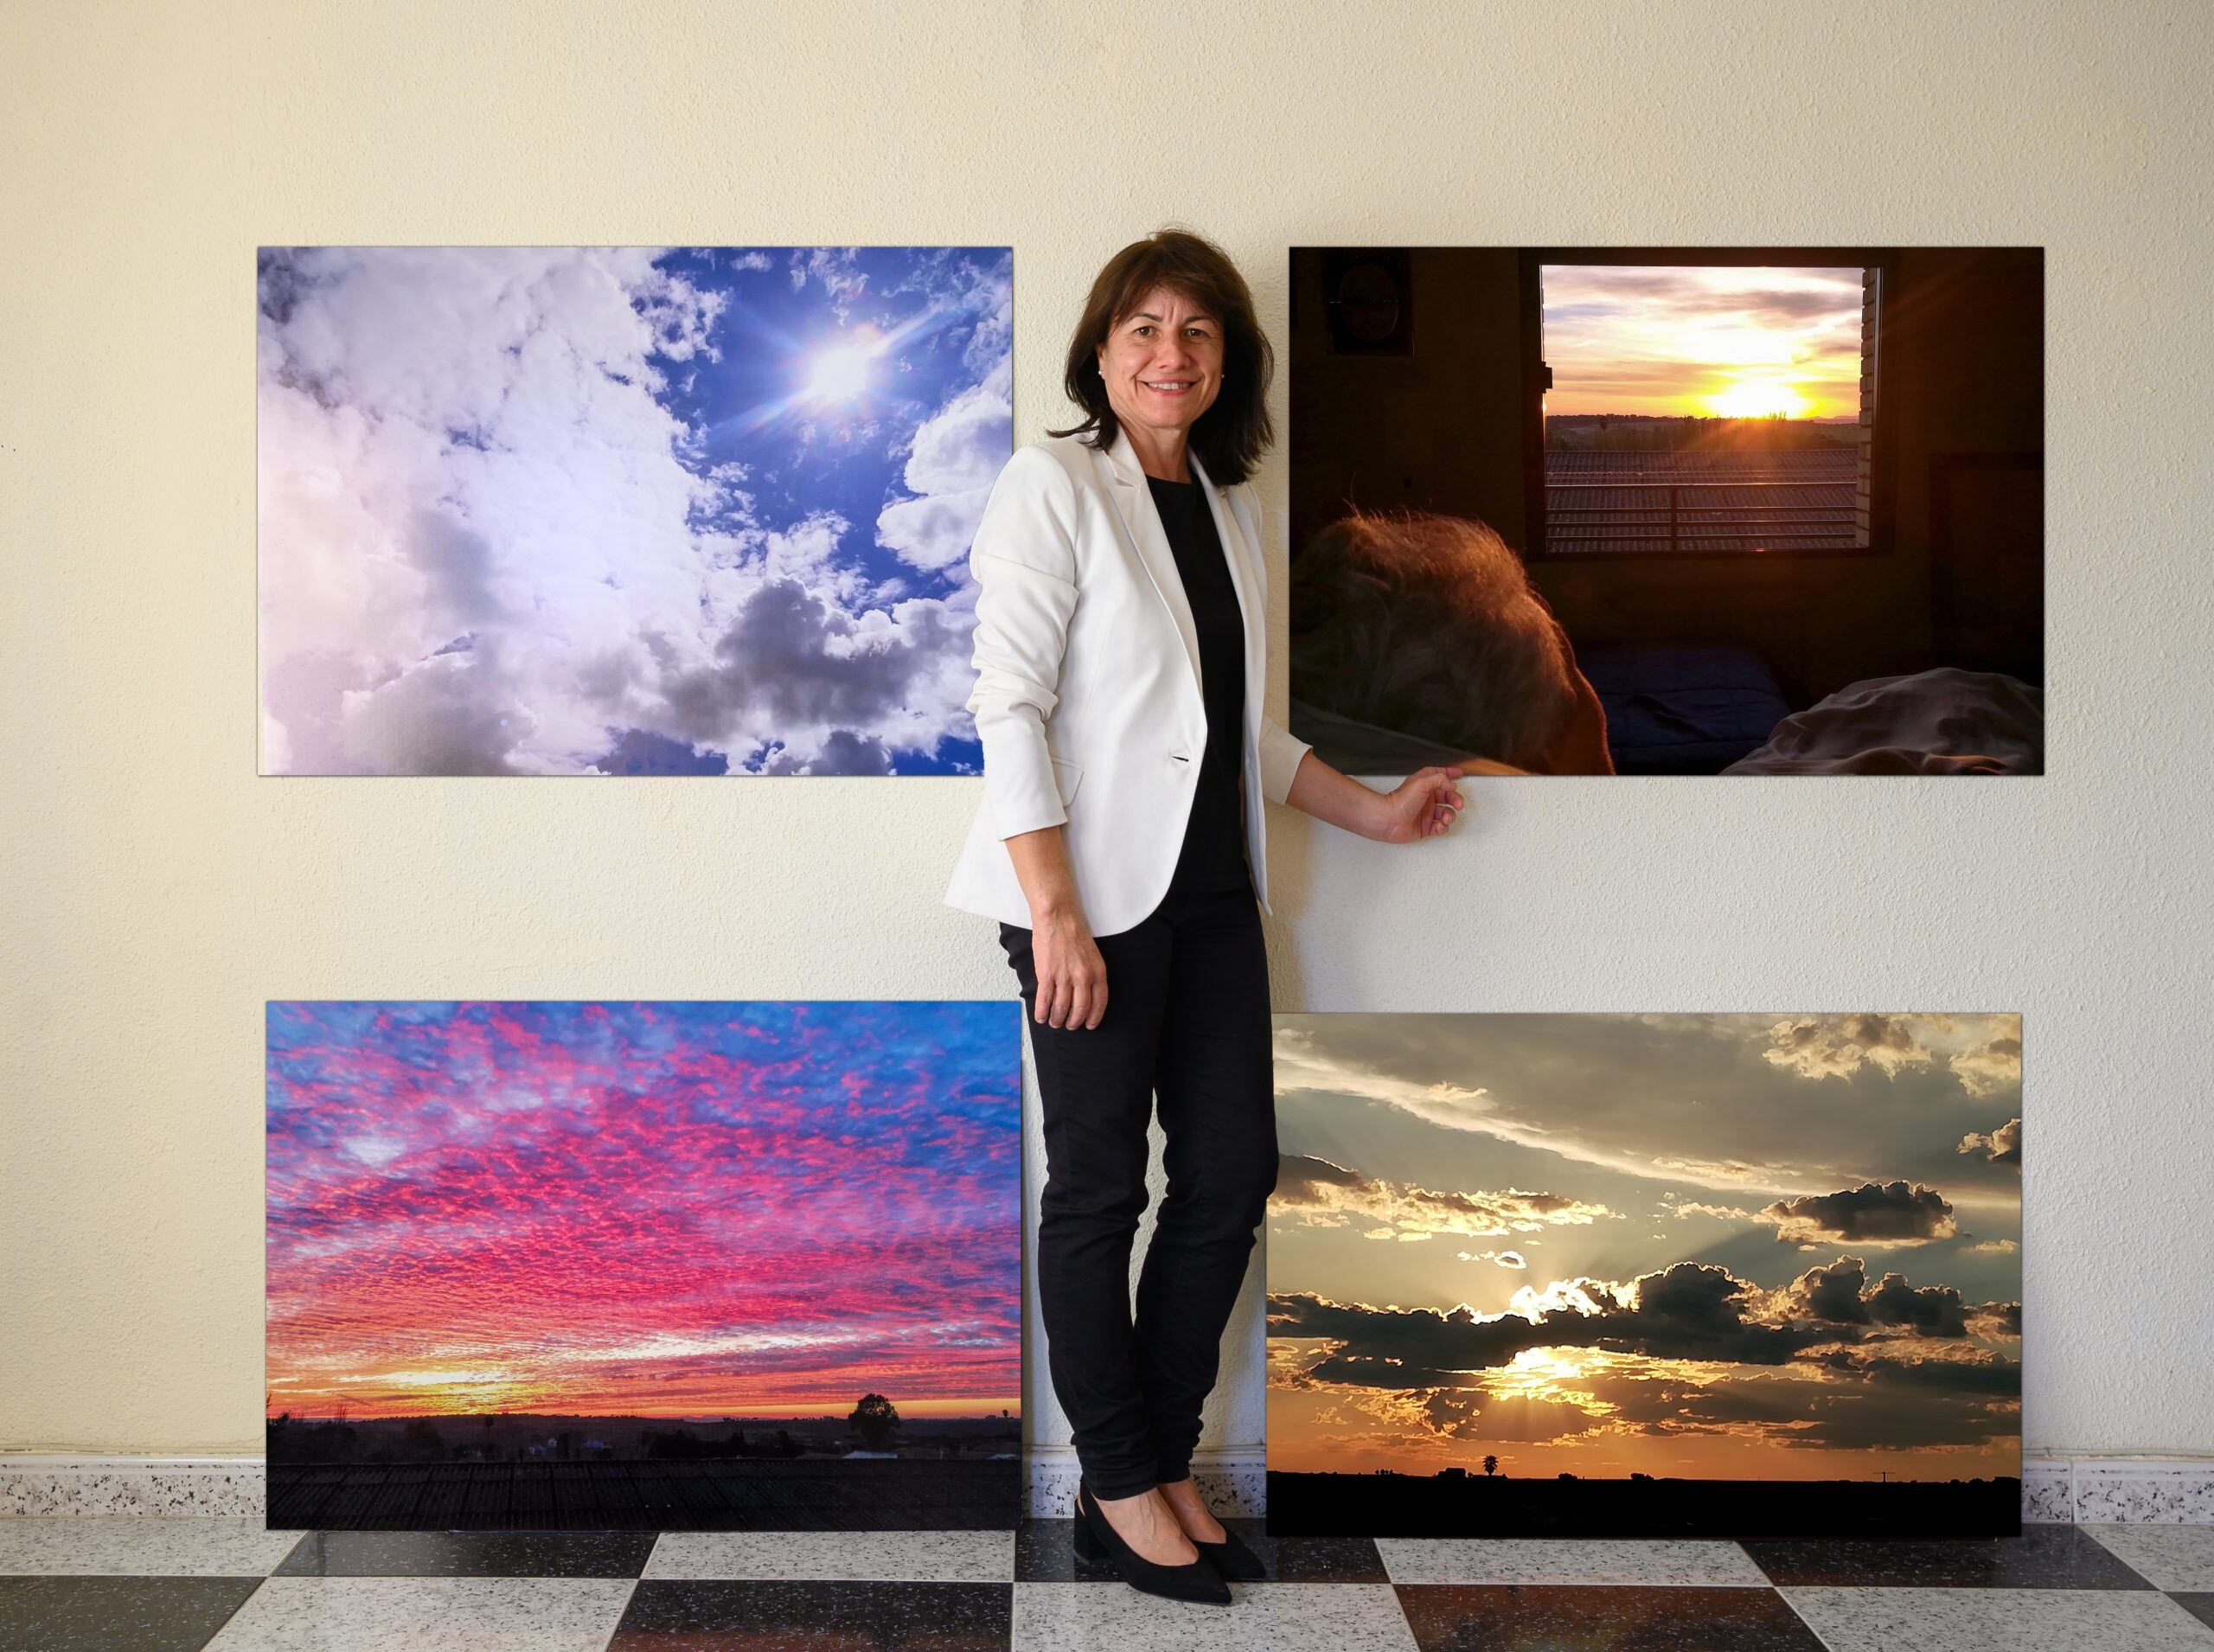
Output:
[
  {"xmin": 1026, "ymin": 1451, "xmax": 1264, "ymax": 1519},
  {"xmin": 2019, "ymin": 1459, "xmax": 2214, "ymax": 1524},
  {"xmin": 2024, "ymin": 1460, "xmax": 2075, "ymax": 1522},
  {"xmin": 9, "ymin": 1455, "xmax": 2211, "ymax": 1524},
  {"xmin": 2, "ymin": 1454, "xmax": 1262, "ymax": 1523},
  {"xmin": 0, "ymin": 1460, "xmax": 265, "ymax": 1518},
  {"xmin": 2074, "ymin": 1462, "xmax": 2214, "ymax": 1523}
]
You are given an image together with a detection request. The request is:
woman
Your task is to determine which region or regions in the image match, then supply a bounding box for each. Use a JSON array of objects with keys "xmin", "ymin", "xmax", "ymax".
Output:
[{"xmin": 943, "ymin": 229, "xmax": 1465, "ymax": 1604}]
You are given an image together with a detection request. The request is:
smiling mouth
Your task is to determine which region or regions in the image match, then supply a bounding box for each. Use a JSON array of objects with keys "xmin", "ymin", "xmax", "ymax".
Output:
[{"xmin": 1141, "ymin": 379, "xmax": 1197, "ymax": 393}]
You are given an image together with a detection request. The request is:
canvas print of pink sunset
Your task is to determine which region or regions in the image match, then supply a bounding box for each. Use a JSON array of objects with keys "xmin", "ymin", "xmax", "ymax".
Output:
[
  {"xmin": 266, "ymin": 1001, "xmax": 1021, "ymax": 1531},
  {"xmin": 1266, "ymin": 1013, "xmax": 2023, "ymax": 1539}
]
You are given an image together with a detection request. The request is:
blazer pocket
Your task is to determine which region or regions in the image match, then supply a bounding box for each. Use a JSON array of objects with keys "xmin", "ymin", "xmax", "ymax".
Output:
[{"xmin": 1049, "ymin": 755, "xmax": 1084, "ymax": 806}]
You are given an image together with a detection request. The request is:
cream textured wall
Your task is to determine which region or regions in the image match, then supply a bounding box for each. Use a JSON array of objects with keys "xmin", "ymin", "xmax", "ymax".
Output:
[{"xmin": 3, "ymin": 0, "xmax": 2210, "ymax": 1464}]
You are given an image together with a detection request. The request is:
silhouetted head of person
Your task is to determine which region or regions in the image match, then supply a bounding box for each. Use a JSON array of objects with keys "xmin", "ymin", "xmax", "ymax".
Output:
[{"xmin": 1290, "ymin": 509, "xmax": 1612, "ymax": 774}]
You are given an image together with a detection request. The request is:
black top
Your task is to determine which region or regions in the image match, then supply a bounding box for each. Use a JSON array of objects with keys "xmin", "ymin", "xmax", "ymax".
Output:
[{"xmin": 1147, "ymin": 474, "xmax": 1251, "ymax": 894}]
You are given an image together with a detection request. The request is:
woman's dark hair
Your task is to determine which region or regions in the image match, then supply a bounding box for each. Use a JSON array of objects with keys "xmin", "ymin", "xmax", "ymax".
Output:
[{"xmin": 1049, "ymin": 227, "xmax": 1273, "ymax": 485}]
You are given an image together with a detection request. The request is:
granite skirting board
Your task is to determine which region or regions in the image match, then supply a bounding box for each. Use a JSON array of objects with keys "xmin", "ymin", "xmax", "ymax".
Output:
[
  {"xmin": 4, "ymin": 1453, "xmax": 2208, "ymax": 1524},
  {"xmin": 0, "ymin": 1460, "xmax": 267, "ymax": 1518},
  {"xmin": 1025, "ymin": 1449, "xmax": 1267, "ymax": 1519}
]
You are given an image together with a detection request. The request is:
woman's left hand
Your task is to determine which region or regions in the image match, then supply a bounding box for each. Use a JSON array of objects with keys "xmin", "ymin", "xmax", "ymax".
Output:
[{"xmin": 1372, "ymin": 765, "xmax": 1468, "ymax": 843}]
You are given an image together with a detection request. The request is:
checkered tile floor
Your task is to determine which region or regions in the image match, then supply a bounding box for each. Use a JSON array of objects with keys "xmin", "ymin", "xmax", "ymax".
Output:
[{"xmin": 3, "ymin": 1518, "xmax": 2214, "ymax": 1649}]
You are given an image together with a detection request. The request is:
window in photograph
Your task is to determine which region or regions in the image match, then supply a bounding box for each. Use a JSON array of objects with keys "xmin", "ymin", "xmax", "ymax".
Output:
[{"xmin": 1534, "ymin": 261, "xmax": 1878, "ymax": 555}]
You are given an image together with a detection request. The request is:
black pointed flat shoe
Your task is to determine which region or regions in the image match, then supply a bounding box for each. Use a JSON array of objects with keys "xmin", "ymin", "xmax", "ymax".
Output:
[
  {"xmin": 1191, "ymin": 1524, "xmax": 1266, "ymax": 1582},
  {"xmin": 1074, "ymin": 1481, "xmax": 1232, "ymax": 1604}
]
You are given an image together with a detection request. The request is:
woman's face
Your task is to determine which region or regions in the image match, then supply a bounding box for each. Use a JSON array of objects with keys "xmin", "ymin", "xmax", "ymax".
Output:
[{"xmin": 1096, "ymin": 285, "xmax": 1225, "ymax": 446}]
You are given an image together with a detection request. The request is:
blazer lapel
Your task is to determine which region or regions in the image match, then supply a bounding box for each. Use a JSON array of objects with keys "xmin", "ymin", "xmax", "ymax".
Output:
[
  {"xmin": 1187, "ymin": 448, "xmax": 1264, "ymax": 727},
  {"xmin": 1098, "ymin": 427, "xmax": 1204, "ymax": 695}
]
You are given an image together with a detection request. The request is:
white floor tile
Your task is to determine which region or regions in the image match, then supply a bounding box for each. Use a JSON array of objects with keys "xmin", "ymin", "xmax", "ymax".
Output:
[
  {"xmin": 1782, "ymin": 1585, "xmax": 2214, "ymax": 1652},
  {"xmin": 0, "ymin": 1516, "xmax": 303, "ymax": 1577},
  {"xmin": 203, "ymin": 1577, "xmax": 634, "ymax": 1651}
]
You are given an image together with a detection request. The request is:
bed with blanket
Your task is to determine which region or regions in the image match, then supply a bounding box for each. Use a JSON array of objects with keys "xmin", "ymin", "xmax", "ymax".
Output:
[
  {"xmin": 1722, "ymin": 667, "xmax": 2043, "ymax": 774},
  {"xmin": 1571, "ymin": 644, "xmax": 1796, "ymax": 775},
  {"xmin": 1289, "ymin": 648, "xmax": 2044, "ymax": 777}
]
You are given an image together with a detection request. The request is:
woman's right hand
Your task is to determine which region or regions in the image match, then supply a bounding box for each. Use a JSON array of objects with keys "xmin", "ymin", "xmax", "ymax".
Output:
[
  {"xmin": 1031, "ymin": 907, "xmax": 1109, "ymax": 1030},
  {"xmin": 1002, "ymin": 825, "xmax": 1108, "ymax": 1030}
]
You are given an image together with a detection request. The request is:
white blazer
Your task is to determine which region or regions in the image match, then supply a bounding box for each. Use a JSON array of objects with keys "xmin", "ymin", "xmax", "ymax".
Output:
[{"xmin": 943, "ymin": 427, "xmax": 1313, "ymax": 936}]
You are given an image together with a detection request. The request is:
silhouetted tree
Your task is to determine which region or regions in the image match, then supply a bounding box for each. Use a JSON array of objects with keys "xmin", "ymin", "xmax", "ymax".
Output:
[
  {"xmin": 848, "ymin": 1393, "xmax": 900, "ymax": 1450},
  {"xmin": 1482, "ymin": 1455, "xmax": 1499, "ymax": 1478}
]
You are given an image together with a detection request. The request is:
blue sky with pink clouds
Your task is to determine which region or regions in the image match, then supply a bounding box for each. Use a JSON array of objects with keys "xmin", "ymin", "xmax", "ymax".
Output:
[{"xmin": 266, "ymin": 1001, "xmax": 1021, "ymax": 1419}]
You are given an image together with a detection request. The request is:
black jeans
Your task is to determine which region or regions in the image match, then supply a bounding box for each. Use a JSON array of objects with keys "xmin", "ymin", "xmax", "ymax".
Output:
[{"xmin": 998, "ymin": 881, "xmax": 1278, "ymax": 1500}]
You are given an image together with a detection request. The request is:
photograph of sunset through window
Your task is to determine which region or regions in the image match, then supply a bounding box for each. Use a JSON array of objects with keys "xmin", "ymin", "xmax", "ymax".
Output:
[
  {"xmin": 1540, "ymin": 263, "xmax": 1867, "ymax": 554},
  {"xmin": 265, "ymin": 1001, "xmax": 1021, "ymax": 1531},
  {"xmin": 1265, "ymin": 1013, "xmax": 2023, "ymax": 1539},
  {"xmin": 1288, "ymin": 247, "xmax": 2044, "ymax": 776}
]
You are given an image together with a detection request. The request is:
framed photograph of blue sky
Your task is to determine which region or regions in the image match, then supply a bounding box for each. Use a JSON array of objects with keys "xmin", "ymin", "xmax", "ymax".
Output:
[
  {"xmin": 257, "ymin": 247, "xmax": 1011, "ymax": 775},
  {"xmin": 1266, "ymin": 1012, "xmax": 2023, "ymax": 1539}
]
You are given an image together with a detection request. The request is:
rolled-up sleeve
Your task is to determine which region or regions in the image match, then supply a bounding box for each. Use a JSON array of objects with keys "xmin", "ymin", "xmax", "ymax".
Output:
[
  {"xmin": 966, "ymin": 446, "xmax": 1081, "ymax": 840},
  {"xmin": 1258, "ymin": 711, "xmax": 1313, "ymax": 805}
]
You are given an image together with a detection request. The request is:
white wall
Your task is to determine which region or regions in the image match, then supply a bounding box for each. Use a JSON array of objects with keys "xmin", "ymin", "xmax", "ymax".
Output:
[{"xmin": 3, "ymin": 0, "xmax": 2210, "ymax": 1463}]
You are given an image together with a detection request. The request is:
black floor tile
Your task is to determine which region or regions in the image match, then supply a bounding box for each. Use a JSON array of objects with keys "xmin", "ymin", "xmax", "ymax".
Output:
[
  {"xmin": 2172, "ymin": 1593, "xmax": 2214, "ymax": 1631},
  {"xmin": 1011, "ymin": 1518, "xmax": 1121, "ymax": 1585},
  {"xmin": 1217, "ymin": 1518, "xmax": 1389, "ymax": 1584},
  {"xmin": 271, "ymin": 1527, "xmax": 660, "ymax": 1577},
  {"xmin": 611, "ymin": 1578, "xmax": 1011, "ymax": 1649},
  {"xmin": 0, "ymin": 1576, "xmax": 263, "ymax": 1652},
  {"xmin": 1396, "ymin": 1584, "xmax": 1827, "ymax": 1650},
  {"xmin": 1744, "ymin": 1522, "xmax": 2156, "ymax": 1589},
  {"xmin": 1014, "ymin": 1516, "xmax": 1386, "ymax": 1583}
]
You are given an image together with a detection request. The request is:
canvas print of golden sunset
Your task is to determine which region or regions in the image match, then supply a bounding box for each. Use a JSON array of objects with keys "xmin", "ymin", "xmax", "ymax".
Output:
[
  {"xmin": 266, "ymin": 1001, "xmax": 1021, "ymax": 1531},
  {"xmin": 1266, "ymin": 1013, "xmax": 2023, "ymax": 1538},
  {"xmin": 1289, "ymin": 247, "xmax": 2044, "ymax": 776}
]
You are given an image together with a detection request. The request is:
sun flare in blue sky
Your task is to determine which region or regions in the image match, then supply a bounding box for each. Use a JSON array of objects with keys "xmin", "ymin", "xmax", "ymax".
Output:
[{"xmin": 259, "ymin": 245, "xmax": 1014, "ymax": 776}]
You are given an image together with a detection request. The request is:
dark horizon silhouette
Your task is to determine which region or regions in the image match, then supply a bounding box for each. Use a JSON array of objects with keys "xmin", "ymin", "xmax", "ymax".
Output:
[
  {"xmin": 266, "ymin": 1393, "xmax": 1022, "ymax": 1532},
  {"xmin": 1268, "ymin": 1468, "xmax": 2023, "ymax": 1540}
]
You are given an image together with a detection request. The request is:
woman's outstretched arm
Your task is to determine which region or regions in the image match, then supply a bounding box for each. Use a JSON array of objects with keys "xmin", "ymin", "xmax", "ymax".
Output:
[{"xmin": 1284, "ymin": 749, "xmax": 1471, "ymax": 843}]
